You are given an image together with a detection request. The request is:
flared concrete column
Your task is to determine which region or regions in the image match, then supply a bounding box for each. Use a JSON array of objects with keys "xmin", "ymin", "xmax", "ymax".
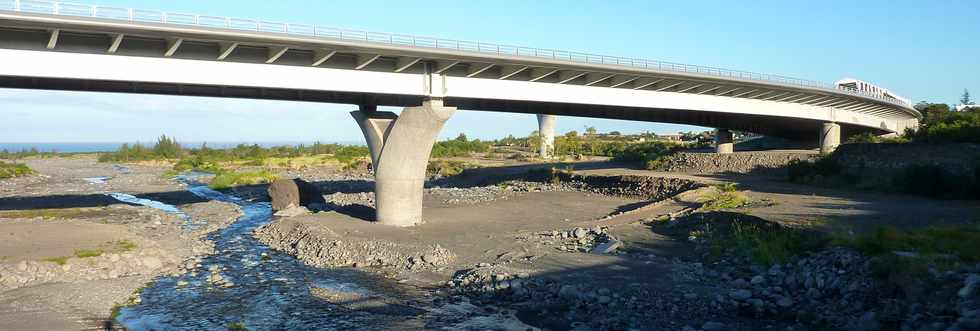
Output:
[
  {"xmin": 537, "ymin": 114, "xmax": 556, "ymax": 158},
  {"xmin": 715, "ymin": 129, "xmax": 734, "ymax": 154},
  {"xmin": 820, "ymin": 122, "xmax": 841, "ymax": 155},
  {"xmin": 350, "ymin": 107, "xmax": 397, "ymax": 166},
  {"xmin": 351, "ymin": 100, "xmax": 456, "ymax": 226}
]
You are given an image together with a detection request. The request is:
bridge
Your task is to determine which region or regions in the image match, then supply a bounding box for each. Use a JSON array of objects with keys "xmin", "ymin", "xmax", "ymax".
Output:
[{"xmin": 0, "ymin": 0, "xmax": 921, "ymax": 226}]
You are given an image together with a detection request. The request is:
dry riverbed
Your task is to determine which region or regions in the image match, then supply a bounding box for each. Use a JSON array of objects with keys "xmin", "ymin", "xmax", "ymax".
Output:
[
  {"xmin": 2, "ymin": 156, "xmax": 980, "ymax": 330},
  {"xmin": 255, "ymin": 162, "xmax": 980, "ymax": 331},
  {"xmin": 0, "ymin": 156, "xmax": 241, "ymax": 330}
]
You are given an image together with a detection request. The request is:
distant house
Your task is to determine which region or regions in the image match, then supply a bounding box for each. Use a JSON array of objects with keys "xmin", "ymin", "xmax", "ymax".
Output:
[
  {"xmin": 658, "ymin": 134, "xmax": 683, "ymax": 141},
  {"xmin": 956, "ymin": 104, "xmax": 979, "ymax": 112}
]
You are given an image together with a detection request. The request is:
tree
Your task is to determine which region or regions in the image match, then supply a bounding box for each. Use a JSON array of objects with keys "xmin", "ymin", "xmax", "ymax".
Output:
[
  {"xmin": 917, "ymin": 102, "xmax": 951, "ymax": 126},
  {"xmin": 454, "ymin": 133, "xmax": 468, "ymax": 142},
  {"xmin": 584, "ymin": 126, "xmax": 597, "ymax": 135},
  {"xmin": 962, "ymin": 89, "xmax": 974, "ymax": 105}
]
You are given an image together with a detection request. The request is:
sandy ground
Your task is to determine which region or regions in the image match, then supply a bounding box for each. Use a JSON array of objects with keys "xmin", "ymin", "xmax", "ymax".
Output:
[{"xmin": 0, "ymin": 156, "xmax": 241, "ymax": 330}]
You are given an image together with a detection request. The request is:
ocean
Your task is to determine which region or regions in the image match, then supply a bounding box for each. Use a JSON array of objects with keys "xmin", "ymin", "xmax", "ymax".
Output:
[{"xmin": 0, "ymin": 141, "xmax": 364, "ymax": 153}]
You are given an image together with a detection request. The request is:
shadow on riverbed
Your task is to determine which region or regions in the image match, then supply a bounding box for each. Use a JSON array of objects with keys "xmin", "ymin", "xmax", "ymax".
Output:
[{"xmin": 0, "ymin": 190, "xmax": 209, "ymax": 211}]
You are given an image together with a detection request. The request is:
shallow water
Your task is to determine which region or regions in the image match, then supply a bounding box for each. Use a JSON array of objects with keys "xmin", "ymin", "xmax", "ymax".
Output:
[{"xmin": 114, "ymin": 177, "xmax": 419, "ymax": 330}]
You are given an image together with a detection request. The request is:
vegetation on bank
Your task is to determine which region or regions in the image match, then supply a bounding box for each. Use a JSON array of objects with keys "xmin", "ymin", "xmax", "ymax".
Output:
[
  {"xmin": 0, "ymin": 162, "xmax": 34, "ymax": 179},
  {"xmin": 787, "ymin": 155, "xmax": 980, "ymax": 199},
  {"xmin": 426, "ymin": 160, "xmax": 479, "ymax": 177},
  {"xmin": 699, "ymin": 209, "xmax": 980, "ymax": 271},
  {"xmin": 841, "ymin": 226, "xmax": 980, "ymax": 263},
  {"xmin": 99, "ymin": 135, "xmax": 369, "ymax": 167},
  {"xmin": 697, "ymin": 184, "xmax": 747, "ymax": 211},
  {"xmin": 97, "ymin": 135, "xmax": 368, "ymax": 189},
  {"xmin": 0, "ymin": 148, "xmax": 64, "ymax": 160},
  {"xmin": 43, "ymin": 239, "xmax": 138, "ymax": 265},
  {"xmin": 208, "ymin": 170, "xmax": 279, "ymax": 190},
  {"xmin": 431, "ymin": 134, "xmax": 492, "ymax": 158}
]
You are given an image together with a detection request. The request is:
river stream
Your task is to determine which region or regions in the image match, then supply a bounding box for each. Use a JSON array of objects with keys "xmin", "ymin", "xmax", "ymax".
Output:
[{"xmin": 113, "ymin": 175, "xmax": 420, "ymax": 330}]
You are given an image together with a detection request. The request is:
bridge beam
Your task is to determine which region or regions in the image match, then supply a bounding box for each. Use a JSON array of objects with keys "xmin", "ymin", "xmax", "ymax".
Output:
[
  {"xmin": 351, "ymin": 99, "xmax": 456, "ymax": 226},
  {"xmin": 819, "ymin": 122, "xmax": 841, "ymax": 155},
  {"xmin": 537, "ymin": 114, "xmax": 556, "ymax": 159},
  {"xmin": 715, "ymin": 128, "xmax": 734, "ymax": 154}
]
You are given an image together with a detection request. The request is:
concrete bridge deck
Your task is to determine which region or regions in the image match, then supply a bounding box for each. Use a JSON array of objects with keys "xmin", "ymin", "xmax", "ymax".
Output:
[{"xmin": 0, "ymin": 0, "xmax": 921, "ymax": 226}]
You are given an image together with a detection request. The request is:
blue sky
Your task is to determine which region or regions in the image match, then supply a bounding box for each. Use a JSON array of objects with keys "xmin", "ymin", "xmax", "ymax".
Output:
[{"xmin": 1, "ymin": 0, "xmax": 978, "ymax": 143}]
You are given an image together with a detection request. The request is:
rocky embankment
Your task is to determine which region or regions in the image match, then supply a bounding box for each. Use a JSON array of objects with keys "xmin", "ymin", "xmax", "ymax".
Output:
[
  {"xmin": 255, "ymin": 220, "xmax": 456, "ymax": 270},
  {"xmin": 656, "ymin": 151, "xmax": 817, "ymax": 174}
]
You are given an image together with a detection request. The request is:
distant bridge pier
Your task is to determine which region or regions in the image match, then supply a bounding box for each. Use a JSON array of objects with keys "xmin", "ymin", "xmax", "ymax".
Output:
[
  {"xmin": 820, "ymin": 122, "xmax": 841, "ymax": 154},
  {"xmin": 537, "ymin": 114, "xmax": 556, "ymax": 158},
  {"xmin": 351, "ymin": 99, "xmax": 456, "ymax": 226},
  {"xmin": 715, "ymin": 129, "xmax": 734, "ymax": 154}
]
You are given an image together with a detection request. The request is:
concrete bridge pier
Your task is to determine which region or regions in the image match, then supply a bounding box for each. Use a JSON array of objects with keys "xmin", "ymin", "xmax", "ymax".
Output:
[
  {"xmin": 351, "ymin": 99, "xmax": 456, "ymax": 226},
  {"xmin": 820, "ymin": 122, "xmax": 841, "ymax": 154},
  {"xmin": 715, "ymin": 129, "xmax": 734, "ymax": 154},
  {"xmin": 537, "ymin": 114, "xmax": 556, "ymax": 158}
]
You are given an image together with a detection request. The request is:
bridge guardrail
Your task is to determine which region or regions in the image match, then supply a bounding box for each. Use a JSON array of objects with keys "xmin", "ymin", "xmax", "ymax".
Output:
[{"xmin": 0, "ymin": 0, "xmax": 912, "ymax": 108}]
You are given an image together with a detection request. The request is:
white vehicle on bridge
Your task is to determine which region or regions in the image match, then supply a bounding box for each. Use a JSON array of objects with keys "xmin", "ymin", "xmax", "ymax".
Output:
[{"xmin": 835, "ymin": 78, "xmax": 911, "ymax": 107}]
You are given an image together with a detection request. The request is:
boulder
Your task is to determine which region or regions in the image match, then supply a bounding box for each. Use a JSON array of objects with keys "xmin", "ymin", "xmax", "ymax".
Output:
[{"xmin": 268, "ymin": 178, "xmax": 326, "ymax": 211}]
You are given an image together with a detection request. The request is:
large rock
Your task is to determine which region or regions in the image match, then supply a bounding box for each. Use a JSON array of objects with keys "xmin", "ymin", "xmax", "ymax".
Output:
[{"xmin": 268, "ymin": 178, "xmax": 326, "ymax": 211}]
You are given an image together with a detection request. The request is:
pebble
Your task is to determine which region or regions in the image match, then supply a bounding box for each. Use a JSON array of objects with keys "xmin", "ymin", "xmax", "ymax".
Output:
[
  {"xmin": 702, "ymin": 321, "xmax": 725, "ymax": 330},
  {"xmin": 730, "ymin": 289, "xmax": 752, "ymax": 300}
]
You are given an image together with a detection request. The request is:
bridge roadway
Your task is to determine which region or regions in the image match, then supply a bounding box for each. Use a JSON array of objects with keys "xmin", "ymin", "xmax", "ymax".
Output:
[{"xmin": 0, "ymin": 0, "xmax": 921, "ymax": 226}]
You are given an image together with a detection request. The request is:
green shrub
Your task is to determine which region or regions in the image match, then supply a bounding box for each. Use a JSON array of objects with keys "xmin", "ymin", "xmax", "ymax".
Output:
[
  {"xmin": 427, "ymin": 160, "xmax": 478, "ymax": 177},
  {"xmin": 332, "ymin": 146, "xmax": 370, "ymax": 165},
  {"xmin": 209, "ymin": 170, "xmax": 278, "ymax": 189},
  {"xmin": 0, "ymin": 162, "xmax": 34, "ymax": 179},
  {"xmin": 712, "ymin": 220, "xmax": 828, "ymax": 265},
  {"xmin": 903, "ymin": 105, "xmax": 980, "ymax": 143},
  {"xmin": 846, "ymin": 132, "xmax": 909, "ymax": 144},
  {"xmin": 226, "ymin": 322, "xmax": 248, "ymax": 331},
  {"xmin": 172, "ymin": 156, "xmax": 226, "ymax": 173},
  {"xmin": 698, "ymin": 186, "xmax": 747, "ymax": 211},
  {"xmin": 844, "ymin": 226, "xmax": 980, "ymax": 262},
  {"xmin": 431, "ymin": 134, "xmax": 491, "ymax": 158}
]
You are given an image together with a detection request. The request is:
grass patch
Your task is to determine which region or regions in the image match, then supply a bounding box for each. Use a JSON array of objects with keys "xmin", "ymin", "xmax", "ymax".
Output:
[
  {"xmin": 44, "ymin": 256, "xmax": 70, "ymax": 265},
  {"xmin": 226, "ymin": 322, "xmax": 248, "ymax": 331},
  {"xmin": 42, "ymin": 240, "xmax": 137, "ymax": 265},
  {"xmin": 427, "ymin": 160, "xmax": 479, "ymax": 177},
  {"xmin": 74, "ymin": 249, "xmax": 103, "ymax": 258},
  {"xmin": 713, "ymin": 220, "xmax": 828, "ymax": 265},
  {"xmin": 209, "ymin": 170, "xmax": 279, "ymax": 189},
  {"xmin": 839, "ymin": 226, "xmax": 980, "ymax": 262},
  {"xmin": 111, "ymin": 239, "xmax": 138, "ymax": 252},
  {"xmin": 0, "ymin": 162, "xmax": 34, "ymax": 179},
  {"xmin": 698, "ymin": 185, "xmax": 747, "ymax": 211}
]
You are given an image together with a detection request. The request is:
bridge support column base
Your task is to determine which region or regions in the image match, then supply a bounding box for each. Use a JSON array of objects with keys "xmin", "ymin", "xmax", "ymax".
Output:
[
  {"xmin": 537, "ymin": 114, "xmax": 556, "ymax": 159},
  {"xmin": 715, "ymin": 128, "xmax": 734, "ymax": 154},
  {"xmin": 351, "ymin": 100, "xmax": 456, "ymax": 227},
  {"xmin": 820, "ymin": 122, "xmax": 841, "ymax": 155}
]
